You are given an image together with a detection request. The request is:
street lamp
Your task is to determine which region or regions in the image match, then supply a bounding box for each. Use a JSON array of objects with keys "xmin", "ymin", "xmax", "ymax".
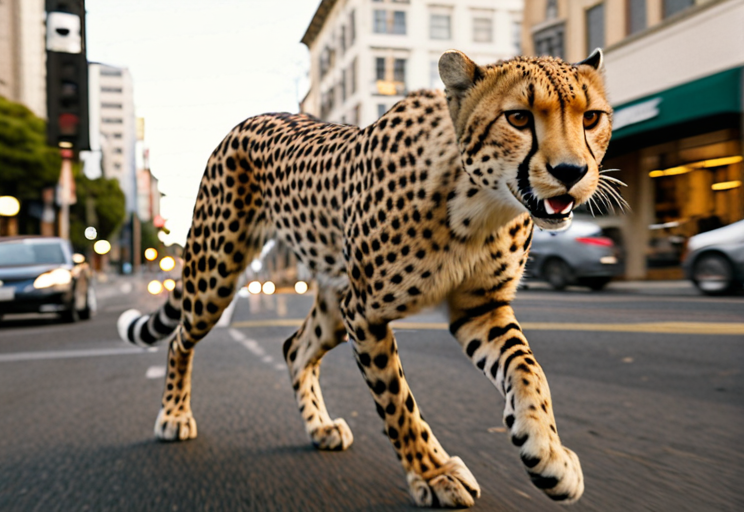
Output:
[
  {"xmin": 0, "ymin": 196, "xmax": 20, "ymax": 216},
  {"xmin": 93, "ymin": 240, "xmax": 111, "ymax": 255},
  {"xmin": 159, "ymin": 256, "xmax": 175, "ymax": 272}
]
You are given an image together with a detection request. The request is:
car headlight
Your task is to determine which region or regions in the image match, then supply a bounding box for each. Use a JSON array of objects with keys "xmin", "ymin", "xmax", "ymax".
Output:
[{"xmin": 33, "ymin": 269, "xmax": 72, "ymax": 289}]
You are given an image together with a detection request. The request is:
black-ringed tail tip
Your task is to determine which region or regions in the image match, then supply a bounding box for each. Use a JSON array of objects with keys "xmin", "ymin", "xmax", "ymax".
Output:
[{"xmin": 118, "ymin": 309, "xmax": 146, "ymax": 346}]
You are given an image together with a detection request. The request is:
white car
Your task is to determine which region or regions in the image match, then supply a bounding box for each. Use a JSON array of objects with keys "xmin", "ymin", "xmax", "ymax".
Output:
[{"xmin": 683, "ymin": 220, "xmax": 744, "ymax": 295}]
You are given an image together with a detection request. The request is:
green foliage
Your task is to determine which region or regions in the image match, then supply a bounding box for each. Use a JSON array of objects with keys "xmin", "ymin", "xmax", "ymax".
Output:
[
  {"xmin": 0, "ymin": 96, "xmax": 61, "ymax": 200},
  {"xmin": 70, "ymin": 171, "xmax": 126, "ymax": 251},
  {"xmin": 140, "ymin": 219, "xmax": 163, "ymax": 258}
]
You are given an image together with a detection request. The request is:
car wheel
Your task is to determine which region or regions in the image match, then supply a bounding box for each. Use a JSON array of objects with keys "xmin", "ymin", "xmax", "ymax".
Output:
[
  {"xmin": 580, "ymin": 277, "xmax": 612, "ymax": 291},
  {"xmin": 543, "ymin": 258, "xmax": 571, "ymax": 291},
  {"xmin": 692, "ymin": 253, "xmax": 735, "ymax": 296},
  {"xmin": 61, "ymin": 289, "xmax": 80, "ymax": 323}
]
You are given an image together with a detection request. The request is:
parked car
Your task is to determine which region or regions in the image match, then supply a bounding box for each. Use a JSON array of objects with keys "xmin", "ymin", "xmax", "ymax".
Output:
[
  {"xmin": 525, "ymin": 220, "xmax": 624, "ymax": 291},
  {"xmin": 682, "ymin": 219, "xmax": 744, "ymax": 295},
  {"xmin": 0, "ymin": 236, "xmax": 95, "ymax": 322}
]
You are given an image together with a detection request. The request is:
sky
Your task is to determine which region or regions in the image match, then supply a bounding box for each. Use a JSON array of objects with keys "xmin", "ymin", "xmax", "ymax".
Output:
[{"xmin": 85, "ymin": 0, "xmax": 320, "ymax": 246}]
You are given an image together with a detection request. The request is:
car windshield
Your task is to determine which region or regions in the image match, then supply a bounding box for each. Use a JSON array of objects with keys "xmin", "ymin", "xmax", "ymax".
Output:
[{"xmin": 0, "ymin": 242, "xmax": 67, "ymax": 266}]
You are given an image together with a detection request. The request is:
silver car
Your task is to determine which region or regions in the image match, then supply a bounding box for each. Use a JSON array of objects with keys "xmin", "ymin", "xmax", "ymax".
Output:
[
  {"xmin": 525, "ymin": 219, "xmax": 624, "ymax": 291},
  {"xmin": 683, "ymin": 220, "xmax": 744, "ymax": 295}
]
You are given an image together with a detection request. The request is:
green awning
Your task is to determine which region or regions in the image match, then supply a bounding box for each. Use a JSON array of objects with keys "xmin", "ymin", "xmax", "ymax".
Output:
[{"xmin": 611, "ymin": 66, "xmax": 743, "ymax": 140}]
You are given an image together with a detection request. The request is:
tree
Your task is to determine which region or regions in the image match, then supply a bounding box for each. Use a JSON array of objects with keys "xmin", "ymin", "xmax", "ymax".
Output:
[
  {"xmin": 69, "ymin": 171, "xmax": 126, "ymax": 251},
  {"xmin": 0, "ymin": 96, "xmax": 61, "ymax": 200}
]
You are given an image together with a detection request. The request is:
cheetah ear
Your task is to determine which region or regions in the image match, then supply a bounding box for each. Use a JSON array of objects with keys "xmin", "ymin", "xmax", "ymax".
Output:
[
  {"xmin": 439, "ymin": 50, "xmax": 483, "ymax": 92},
  {"xmin": 575, "ymin": 48, "xmax": 603, "ymax": 70}
]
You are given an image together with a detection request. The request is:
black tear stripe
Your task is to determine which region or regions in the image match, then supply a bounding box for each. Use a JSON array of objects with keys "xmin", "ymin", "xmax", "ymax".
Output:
[
  {"xmin": 516, "ymin": 123, "xmax": 539, "ymax": 207},
  {"xmin": 584, "ymin": 130, "xmax": 596, "ymax": 161}
]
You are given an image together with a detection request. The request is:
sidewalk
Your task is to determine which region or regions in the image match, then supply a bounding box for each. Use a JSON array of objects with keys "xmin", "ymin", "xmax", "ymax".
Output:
[{"xmin": 523, "ymin": 279, "xmax": 705, "ymax": 296}]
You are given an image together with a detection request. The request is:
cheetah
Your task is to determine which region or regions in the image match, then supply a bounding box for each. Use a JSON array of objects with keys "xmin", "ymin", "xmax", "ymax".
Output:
[{"xmin": 118, "ymin": 49, "xmax": 616, "ymax": 507}]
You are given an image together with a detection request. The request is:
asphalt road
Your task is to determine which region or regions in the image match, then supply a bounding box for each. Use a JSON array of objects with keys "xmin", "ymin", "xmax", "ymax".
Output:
[{"xmin": 0, "ymin": 278, "xmax": 743, "ymax": 512}]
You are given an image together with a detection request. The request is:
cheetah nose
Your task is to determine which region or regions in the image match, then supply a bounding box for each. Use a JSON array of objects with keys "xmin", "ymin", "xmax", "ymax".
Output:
[{"xmin": 545, "ymin": 163, "xmax": 588, "ymax": 191}]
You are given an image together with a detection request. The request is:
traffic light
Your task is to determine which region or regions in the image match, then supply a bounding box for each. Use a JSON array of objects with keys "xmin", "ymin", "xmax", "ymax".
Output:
[{"xmin": 45, "ymin": 0, "xmax": 90, "ymax": 150}]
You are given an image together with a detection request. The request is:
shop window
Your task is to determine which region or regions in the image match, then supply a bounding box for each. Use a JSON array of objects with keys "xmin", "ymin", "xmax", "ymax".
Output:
[{"xmin": 378, "ymin": 104, "xmax": 387, "ymax": 118}]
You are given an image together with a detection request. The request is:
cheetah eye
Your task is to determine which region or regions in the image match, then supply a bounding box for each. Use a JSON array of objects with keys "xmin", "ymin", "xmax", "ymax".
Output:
[
  {"xmin": 583, "ymin": 111, "xmax": 601, "ymax": 130},
  {"xmin": 506, "ymin": 111, "xmax": 532, "ymax": 130}
]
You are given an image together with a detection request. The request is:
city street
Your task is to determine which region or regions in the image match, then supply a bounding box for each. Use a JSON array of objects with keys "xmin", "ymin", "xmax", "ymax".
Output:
[{"xmin": 1, "ymin": 278, "xmax": 743, "ymax": 512}]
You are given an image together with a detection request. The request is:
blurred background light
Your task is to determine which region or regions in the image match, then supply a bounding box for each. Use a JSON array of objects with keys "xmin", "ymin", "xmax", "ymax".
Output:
[
  {"xmin": 159, "ymin": 256, "xmax": 175, "ymax": 272},
  {"xmin": 93, "ymin": 240, "xmax": 111, "ymax": 255}
]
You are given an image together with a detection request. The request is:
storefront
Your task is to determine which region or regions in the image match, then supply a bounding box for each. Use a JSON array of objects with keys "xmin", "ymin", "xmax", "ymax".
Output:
[{"xmin": 604, "ymin": 66, "xmax": 743, "ymax": 279}]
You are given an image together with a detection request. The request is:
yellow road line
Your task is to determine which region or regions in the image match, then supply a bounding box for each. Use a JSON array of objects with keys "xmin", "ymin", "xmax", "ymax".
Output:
[{"xmin": 230, "ymin": 319, "xmax": 744, "ymax": 336}]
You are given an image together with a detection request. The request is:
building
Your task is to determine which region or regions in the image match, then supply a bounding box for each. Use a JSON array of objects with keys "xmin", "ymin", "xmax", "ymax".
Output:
[
  {"xmin": 88, "ymin": 62, "xmax": 137, "ymax": 213},
  {"xmin": 522, "ymin": 0, "xmax": 743, "ymax": 279},
  {"xmin": 0, "ymin": 0, "xmax": 46, "ymax": 119},
  {"xmin": 301, "ymin": 0, "xmax": 523, "ymax": 127},
  {"xmin": 135, "ymin": 118, "xmax": 162, "ymax": 224}
]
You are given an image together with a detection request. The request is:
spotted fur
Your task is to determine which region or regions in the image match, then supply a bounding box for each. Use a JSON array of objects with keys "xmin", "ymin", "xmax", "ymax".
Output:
[{"xmin": 118, "ymin": 50, "xmax": 613, "ymax": 507}]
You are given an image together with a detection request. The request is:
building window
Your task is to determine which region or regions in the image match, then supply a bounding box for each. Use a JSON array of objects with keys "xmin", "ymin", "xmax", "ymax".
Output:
[
  {"xmin": 340, "ymin": 25, "xmax": 347, "ymax": 54},
  {"xmin": 393, "ymin": 58, "xmax": 406, "ymax": 83},
  {"xmin": 430, "ymin": 60, "xmax": 444, "ymax": 89},
  {"xmin": 112, "ymin": 133, "xmax": 122, "ymax": 139},
  {"xmin": 101, "ymin": 87, "xmax": 122, "ymax": 93},
  {"xmin": 392, "ymin": 11, "xmax": 406, "ymax": 34},
  {"xmin": 113, "ymin": 147, "xmax": 123, "ymax": 154},
  {"xmin": 513, "ymin": 20, "xmax": 522, "ymax": 54},
  {"xmin": 113, "ymin": 162, "xmax": 122, "ymax": 170},
  {"xmin": 350, "ymin": 58, "xmax": 358, "ymax": 94},
  {"xmin": 100, "ymin": 68, "xmax": 122, "ymax": 77},
  {"xmin": 375, "ymin": 10, "xmax": 406, "ymax": 34},
  {"xmin": 586, "ymin": 3, "xmax": 605, "ymax": 55},
  {"xmin": 627, "ymin": 0, "xmax": 646, "ymax": 35},
  {"xmin": 664, "ymin": 0, "xmax": 693, "ymax": 18},
  {"xmin": 430, "ymin": 14, "xmax": 451, "ymax": 40},
  {"xmin": 349, "ymin": 10, "xmax": 356, "ymax": 45},
  {"xmin": 102, "ymin": 118, "xmax": 123, "ymax": 124},
  {"xmin": 352, "ymin": 104, "xmax": 361, "ymax": 126},
  {"xmin": 101, "ymin": 103, "xmax": 122, "ymax": 109},
  {"xmin": 341, "ymin": 69, "xmax": 347, "ymax": 102},
  {"xmin": 374, "ymin": 10, "xmax": 387, "ymax": 33},
  {"xmin": 375, "ymin": 57, "xmax": 386, "ymax": 81},
  {"xmin": 473, "ymin": 17, "xmax": 492, "ymax": 43},
  {"xmin": 378, "ymin": 104, "xmax": 387, "ymax": 118},
  {"xmin": 546, "ymin": 0, "xmax": 559, "ymax": 19},
  {"xmin": 533, "ymin": 21, "xmax": 565, "ymax": 59}
]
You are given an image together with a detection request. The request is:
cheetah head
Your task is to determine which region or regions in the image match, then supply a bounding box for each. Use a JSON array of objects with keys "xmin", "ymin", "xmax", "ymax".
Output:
[{"xmin": 440, "ymin": 50, "xmax": 613, "ymax": 231}]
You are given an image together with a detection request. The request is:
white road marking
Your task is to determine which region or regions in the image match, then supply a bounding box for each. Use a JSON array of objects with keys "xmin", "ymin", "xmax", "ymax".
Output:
[
  {"xmin": 229, "ymin": 328, "xmax": 285, "ymax": 372},
  {"xmin": 146, "ymin": 365, "xmax": 166, "ymax": 379},
  {"xmin": 0, "ymin": 346, "xmax": 158, "ymax": 363}
]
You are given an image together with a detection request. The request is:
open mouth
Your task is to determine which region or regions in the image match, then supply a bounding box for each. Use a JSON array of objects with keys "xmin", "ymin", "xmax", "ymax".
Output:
[{"xmin": 522, "ymin": 193, "xmax": 575, "ymax": 220}]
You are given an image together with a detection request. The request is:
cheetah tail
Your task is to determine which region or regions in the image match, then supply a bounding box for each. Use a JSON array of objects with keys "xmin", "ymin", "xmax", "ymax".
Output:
[{"xmin": 117, "ymin": 280, "xmax": 183, "ymax": 347}]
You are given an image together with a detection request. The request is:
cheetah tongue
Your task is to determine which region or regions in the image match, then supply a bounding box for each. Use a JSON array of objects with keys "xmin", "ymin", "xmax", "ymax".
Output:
[{"xmin": 544, "ymin": 197, "xmax": 574, "ymax": 215}]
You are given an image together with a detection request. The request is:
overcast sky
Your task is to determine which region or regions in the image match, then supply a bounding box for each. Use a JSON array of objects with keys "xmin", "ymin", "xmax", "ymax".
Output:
[{"xmin": 86, "ymin": 0, "xmax": 320, "ymax": 246}]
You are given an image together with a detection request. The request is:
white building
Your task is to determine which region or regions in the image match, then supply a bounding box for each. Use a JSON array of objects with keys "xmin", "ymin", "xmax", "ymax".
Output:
[
  {"xmin": 87, "ymin": 62, "xmax": 137, "ymax": 214},
  {"xmin": 0, "ymin": 0, "xmax": 47, "ymax": 118},
  {"xmin": 301, "ymin": 0, "xmax": 524, "ymax": 127}
]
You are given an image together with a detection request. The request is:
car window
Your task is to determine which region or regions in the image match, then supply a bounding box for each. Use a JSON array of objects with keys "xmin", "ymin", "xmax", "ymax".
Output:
[{"xmin": 0, "ymin": 242, "xmax": 67, "ymax": 266}]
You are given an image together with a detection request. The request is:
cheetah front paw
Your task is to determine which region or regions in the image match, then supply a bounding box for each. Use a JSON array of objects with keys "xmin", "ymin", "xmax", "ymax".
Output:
[
  {"xmin": 524, "ymin": 445, "xmax": 584, "ymax": 504},
  {"xmin": 407, "ymin": 456, "xmax": 481, "ymax": 508},
  {"xmin": 154, "ymin": 408, "xmax": 197, "ymax": 442},
  {"xmin": 310, "ymin": 418, "xmax": 354, "ymax": 451}
]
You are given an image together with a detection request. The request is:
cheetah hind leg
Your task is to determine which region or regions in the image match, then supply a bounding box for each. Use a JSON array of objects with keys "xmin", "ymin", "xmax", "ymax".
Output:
[{"xmin": 284, "ymin": 286, "xmax": 353, "ymax": 451}]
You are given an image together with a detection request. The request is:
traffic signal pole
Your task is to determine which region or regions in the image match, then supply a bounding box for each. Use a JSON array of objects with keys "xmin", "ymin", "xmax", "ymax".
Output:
[{"xmin": 58, "ymin": 148, "xmax": 74, "ymax": 240}]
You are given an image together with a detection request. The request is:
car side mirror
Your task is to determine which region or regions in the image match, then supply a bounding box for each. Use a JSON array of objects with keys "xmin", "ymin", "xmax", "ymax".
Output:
[{"xmin": 72, "ymin": 253, "xmax": 86, "ymax": 264}]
